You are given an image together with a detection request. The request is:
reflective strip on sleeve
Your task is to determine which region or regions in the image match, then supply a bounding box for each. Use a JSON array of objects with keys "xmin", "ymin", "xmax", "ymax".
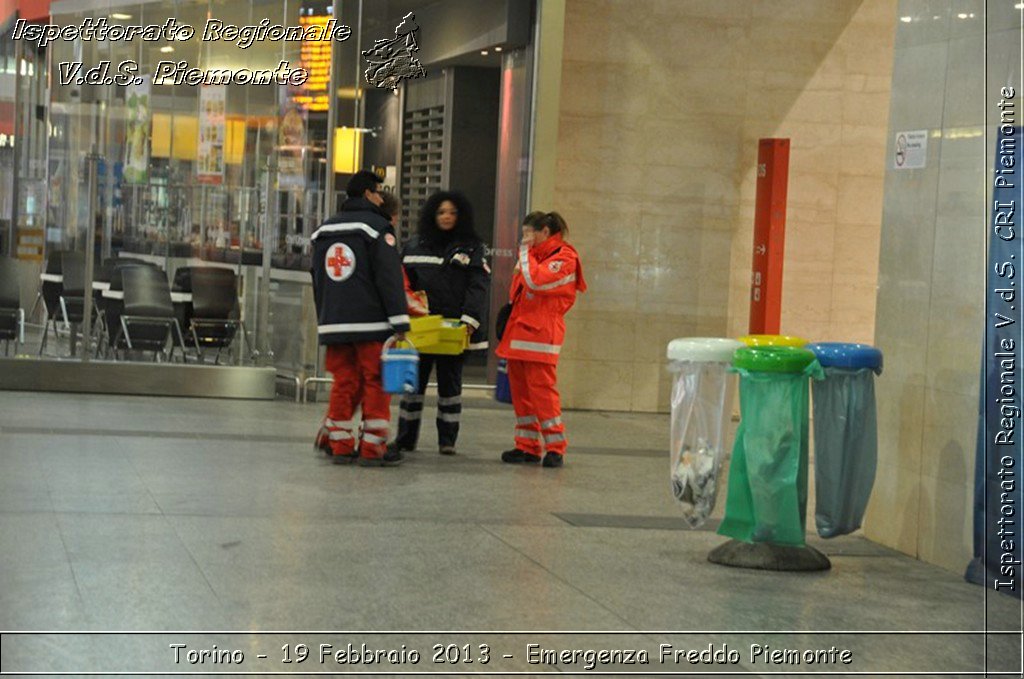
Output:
[
  {"xmin": 518, "ymin": 247, "xmax": 534, "ymax": 288},
  {"xmin": 318, "ymin": 322, "xmax": 391, "ymax": 334},
  {"xmin": 403, "ymin": 255, "xmax": 445, "ymax": 265},
  {"xmin": 540, "ymin": 416, "xmax": 563, "ymax": 430},
  {"xmin": 311, "ymin": 222, "xmax": 380, "ymax": 241},
  {"xmin": 533, "ymin": 273, "xmax": 577, "ymax": 292},
  {"xmin": 389, "ymin": 314, "xmax": 411, "ymax": 326},
  {"xmin": 437, "ymin": 395, "xmax": 462, "ymax": 406},
  {"xmin": 460, "ymin": 315, "xmax": 480, "ymax": 329},
  {"xmin": 519, "ymin": 247, "xmax": 577, "ymax": 292},
  {"xmin": 509, "ymin": 340, "xmax": 561, "ymax": 355},
  {"xmin": 468, "ymin": 341, "xmax": 489, "ymax": 351},
  {"xmin": 40, "ymin": 273, "xmax": 63, "ymax": 283}
]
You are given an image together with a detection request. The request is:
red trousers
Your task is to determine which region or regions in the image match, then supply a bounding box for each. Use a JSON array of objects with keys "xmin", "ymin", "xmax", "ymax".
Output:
[
  {"xmin": 324, "ymin": 342, "xmax": 390, "ymax": 458},
  {"xmin": 507, "ymin": 359, "xmax": 567, "ymax": 456}
]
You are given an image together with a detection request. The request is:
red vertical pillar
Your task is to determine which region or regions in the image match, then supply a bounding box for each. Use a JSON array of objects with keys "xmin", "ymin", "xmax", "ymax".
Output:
[
  {"xmin": 18, "ymin": 0, "xmax": 49, "ymax": 21},
  {"xmin": 748, "ymin": 138, "xmax": 790, "ymax": 335}
]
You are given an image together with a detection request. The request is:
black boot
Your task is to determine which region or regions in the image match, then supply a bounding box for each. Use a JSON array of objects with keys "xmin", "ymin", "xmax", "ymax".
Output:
[
  {"xmin": 501, "ymin": 448, "xmax": 541, "ymax": 464},
  {"xmin": 542, "ymin": 452, "xmax": 564, "ymax": 468}
]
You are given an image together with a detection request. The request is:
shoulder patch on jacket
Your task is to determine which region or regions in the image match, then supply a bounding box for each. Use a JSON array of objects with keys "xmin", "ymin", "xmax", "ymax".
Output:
[
  {"xmin": 385, "ymin": 233, "xmax": 396, "ymax": 247},
  {"xmin": 548, "ymin": 260, "xmax": 564, "ymax": 273}
]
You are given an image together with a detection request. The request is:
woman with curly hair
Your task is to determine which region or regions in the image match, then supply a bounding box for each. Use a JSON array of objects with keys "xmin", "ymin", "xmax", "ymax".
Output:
[{"xmin": 392, "ymin": 190, "xmax": 491, "ymax": 455}]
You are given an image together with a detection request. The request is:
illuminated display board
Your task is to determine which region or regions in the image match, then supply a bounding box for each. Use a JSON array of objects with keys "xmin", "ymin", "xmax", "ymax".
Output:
[{"xmin": 295, "ymin": 14, "xmax": 330, "ymax": 111}]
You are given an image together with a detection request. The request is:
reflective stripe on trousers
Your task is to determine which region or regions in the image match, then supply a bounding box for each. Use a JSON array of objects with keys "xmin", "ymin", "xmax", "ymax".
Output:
[
  {"xmin": 325, "ymin": 342, "xmax": 391, "ymax": 457},
  {"xmin": 396, "ymin": 353, "xmax": 465, "ymax": 448},
  {"xmin": 507, "ymin": 359, "xmax": 566, "ymax": 456}
]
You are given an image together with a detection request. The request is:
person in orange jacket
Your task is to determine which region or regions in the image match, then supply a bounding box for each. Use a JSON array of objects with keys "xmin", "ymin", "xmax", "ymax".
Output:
[{"xmin": 495, "ymin": 211, "xmax": 587, "ymax": 468}]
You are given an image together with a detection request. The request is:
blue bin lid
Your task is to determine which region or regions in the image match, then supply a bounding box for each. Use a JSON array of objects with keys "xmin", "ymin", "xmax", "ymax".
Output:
[{"xmin": 806, "ymin": 342, "xmax": 882, "ymax": 373}]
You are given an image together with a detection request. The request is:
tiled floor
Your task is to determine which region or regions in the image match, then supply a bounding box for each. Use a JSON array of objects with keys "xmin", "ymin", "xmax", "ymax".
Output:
[{"xmin": 0, "ymin": 389, "xmax": 1018, "ymax": 677}]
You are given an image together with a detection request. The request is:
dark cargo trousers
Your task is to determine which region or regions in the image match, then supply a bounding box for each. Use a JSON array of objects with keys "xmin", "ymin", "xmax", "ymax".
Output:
[{"xmin": 396, "ymin": 353, "xmax": 464, "ymax": 449}]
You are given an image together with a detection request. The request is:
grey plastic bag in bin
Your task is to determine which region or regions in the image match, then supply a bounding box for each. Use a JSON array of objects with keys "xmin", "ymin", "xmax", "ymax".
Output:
[
  {"xmin": 806, "ymin": 343, "xmax": 884, "ymax": 539},
  {"xmin": 666, "ymin": 338, "xmax": 742, "ymax": 528}
]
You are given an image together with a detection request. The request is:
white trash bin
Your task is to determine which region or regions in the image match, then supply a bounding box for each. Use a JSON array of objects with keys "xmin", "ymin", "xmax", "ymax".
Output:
[{"xmin": 667, "ymin": 338, "xmax": 743, "ymax": 528}]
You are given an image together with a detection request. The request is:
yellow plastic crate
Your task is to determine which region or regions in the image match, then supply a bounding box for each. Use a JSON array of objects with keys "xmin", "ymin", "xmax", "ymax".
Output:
[
  {"xmin": 406, "ymin": 315, "xmax": 443, "ymax": 350},
  {"xmin": 419, "ymin": 319, "xmax": 470, "ymax": 355}
]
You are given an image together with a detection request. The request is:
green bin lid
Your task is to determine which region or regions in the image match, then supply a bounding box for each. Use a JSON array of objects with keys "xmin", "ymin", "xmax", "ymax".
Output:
[{"xmin": 732, "ymin": 345, "xmax": 817, "ymax": 373}]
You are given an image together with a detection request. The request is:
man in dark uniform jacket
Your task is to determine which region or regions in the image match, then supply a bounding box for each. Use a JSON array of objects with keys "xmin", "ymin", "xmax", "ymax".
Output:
[{"xmin": 311, "ymin": 170, "xmax": 410, "ymax": 467}]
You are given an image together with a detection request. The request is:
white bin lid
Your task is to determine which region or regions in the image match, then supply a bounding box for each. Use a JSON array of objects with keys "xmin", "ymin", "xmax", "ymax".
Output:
[{"xmin": 666, "ymin": 337, "xmax": 743, "ymax": 363}]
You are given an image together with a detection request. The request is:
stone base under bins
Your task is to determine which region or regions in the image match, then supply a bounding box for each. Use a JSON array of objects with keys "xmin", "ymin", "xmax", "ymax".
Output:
[{"xmin": 708, "ymin": 539, "xmax": 831, "ymax": 572}]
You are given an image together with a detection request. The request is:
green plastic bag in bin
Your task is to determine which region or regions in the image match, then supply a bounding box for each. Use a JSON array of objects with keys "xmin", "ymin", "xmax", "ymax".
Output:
[{"xmin": 718, "ymin": 346, "xmax": 824, "ymax": 547}]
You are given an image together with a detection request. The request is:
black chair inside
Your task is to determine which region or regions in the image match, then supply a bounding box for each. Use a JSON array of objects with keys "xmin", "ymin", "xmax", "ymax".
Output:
[
  {"xmin": 185, "ymin": 268, "xmax": 245, "ymax": 362},
  {"xmin": 59, "ymin": 252, "xmax": 87, "ymax": 325},
  {"xmin": 102, "ymin": 264, "xmax": 135, "ymax": 352},
  {"xmin": 92, "ymin": 257, "xmax": 122, "ymax": 325},
  {"xmin": 40, "ymin": 250, "xmax": 67, "ymax": 320},
  {"xmin": 171, "ymin": 266, "xmax": 194, "ymax": 293},
  {"xmin": 170, "ymin": 267, "xmax": 195, "ymax": 348},
  {"xmin": 0, "ymin": 258, "xmax": 21, "ymax": 343},
  {"xmin": 115, "ymin": 266, "xmax": 179, "ymax": 354}
]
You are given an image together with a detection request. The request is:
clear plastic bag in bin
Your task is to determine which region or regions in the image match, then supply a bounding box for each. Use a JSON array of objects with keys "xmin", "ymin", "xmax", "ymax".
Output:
[{"xmin": 666, "ymin": 338, "xmax": 742, "ymax": 528}]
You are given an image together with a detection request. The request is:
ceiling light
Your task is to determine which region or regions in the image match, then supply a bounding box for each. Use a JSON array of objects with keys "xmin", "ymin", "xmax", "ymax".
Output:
[
  {"xmin": 1017, "ymin": 2, "xmax": 1024, "ymax": 8},
  {"xmin": 957, "ymin": 12, "xmax": 968, "ymax": 18},
  {"xmin": 494, "ymin": 46, "xmax": 502, "ymax": 52},
  {"xmin": 160, "ymin": 46, "xmax": 174, "ymax": 53},
  {"xmin": 900, "ymin": 16, "xmax": 912, "ymax": 22},
  {"xmin": 480, "ymin": 50, "xmax": 488, "ymax": 55},
  {"xmin": 111, "ymin": 12, "xmax": 131, "ymax": 19}
]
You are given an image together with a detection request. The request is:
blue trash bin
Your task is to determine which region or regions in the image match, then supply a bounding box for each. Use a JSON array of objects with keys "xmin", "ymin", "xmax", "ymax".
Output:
[
  {"xmin": 495, "ymin": 358, "xmax": 512, "ymax": 404},
  {"xmin": 806, "ymin": 342, "xmax": 883, "ymax": 538}
]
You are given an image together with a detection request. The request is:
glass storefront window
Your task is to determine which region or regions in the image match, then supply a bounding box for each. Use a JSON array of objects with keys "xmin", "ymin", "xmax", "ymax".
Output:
[{"xmin": 1, "ymin": 0, "xmax": 535, "ymax": 398}]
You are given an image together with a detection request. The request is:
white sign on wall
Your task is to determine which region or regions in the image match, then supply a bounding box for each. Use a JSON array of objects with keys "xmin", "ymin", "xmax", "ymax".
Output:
[{"xmin": 894, "ymin": 130, "xmax": 928, "ymax": 169}]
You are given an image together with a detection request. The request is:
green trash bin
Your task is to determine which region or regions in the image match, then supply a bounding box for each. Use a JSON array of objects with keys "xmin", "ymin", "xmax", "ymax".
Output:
[{"xmin": 718, "ymin": 345, "xmax": 824, "ymax": 547}]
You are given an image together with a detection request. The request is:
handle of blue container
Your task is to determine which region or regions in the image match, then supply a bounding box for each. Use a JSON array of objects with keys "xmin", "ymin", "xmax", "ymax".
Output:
[{"xmin": 381, "ymin": 334, "xmax": 416, "ymax": 358}]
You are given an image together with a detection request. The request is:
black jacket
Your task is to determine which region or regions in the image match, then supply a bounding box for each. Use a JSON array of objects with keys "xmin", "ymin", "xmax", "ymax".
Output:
[
  {"xmin": 310, "ymin": 197, "xmax": 410, "ymax": 344},
  {"xmin": 402, "ymin": 235, "xmax": 490, "ymax": 350}
]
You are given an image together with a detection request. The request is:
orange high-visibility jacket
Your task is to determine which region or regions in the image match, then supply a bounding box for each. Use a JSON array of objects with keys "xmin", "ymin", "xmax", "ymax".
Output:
[{"xmin": 495, "ymin": 233, "xmax": 587, "ymax": 365}]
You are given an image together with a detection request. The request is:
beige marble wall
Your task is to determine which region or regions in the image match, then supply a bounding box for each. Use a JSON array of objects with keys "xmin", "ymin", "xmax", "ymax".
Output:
[
  {"xmin": 550, "ymin": 0, "xmax": 897, "ymax": 412},
  {"xmin": 863, "ymin": 1, "xmax": 1021, "ymax": 574}
]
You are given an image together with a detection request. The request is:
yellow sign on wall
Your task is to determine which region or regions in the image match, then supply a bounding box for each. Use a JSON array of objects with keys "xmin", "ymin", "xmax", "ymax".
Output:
[
  {"xmin": 333, "ymin": 127, "xmax": 362, "ymax": 174},
  {"xmin": 151, "ymin": 114, "xmax": 245, "ymax": 165}
]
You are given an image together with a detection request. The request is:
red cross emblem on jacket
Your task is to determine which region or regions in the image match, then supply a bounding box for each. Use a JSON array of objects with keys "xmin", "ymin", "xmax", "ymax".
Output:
[{"xmin": 325, "ymin": 243, "xmax": 356, "ymax": 281}]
